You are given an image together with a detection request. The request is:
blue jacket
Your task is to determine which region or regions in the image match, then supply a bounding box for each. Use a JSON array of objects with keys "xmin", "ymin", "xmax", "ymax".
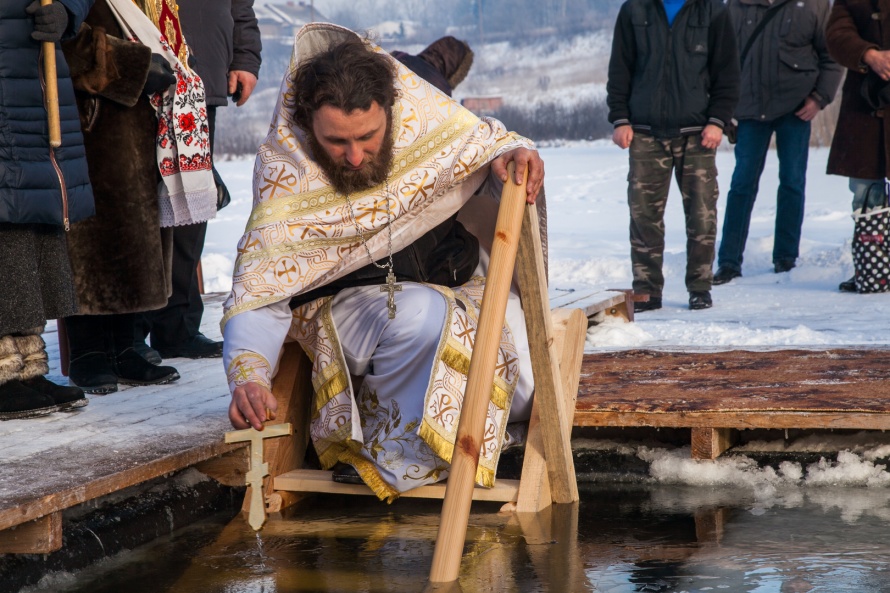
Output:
[{"xmin": 0, "ymin": 0, "xmax": 95, "ymax": 226}]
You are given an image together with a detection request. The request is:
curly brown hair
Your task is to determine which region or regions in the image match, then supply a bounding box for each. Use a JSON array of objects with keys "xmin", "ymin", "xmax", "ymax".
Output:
[{"xmin": 292, "ymin": 37, "xmax": 398, "ymax": 131}]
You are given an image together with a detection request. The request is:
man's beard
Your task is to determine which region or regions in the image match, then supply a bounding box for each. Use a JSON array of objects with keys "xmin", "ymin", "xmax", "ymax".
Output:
[{"xmin": 308, "ymin": 117, "xmax": 395, "ymax": 195}]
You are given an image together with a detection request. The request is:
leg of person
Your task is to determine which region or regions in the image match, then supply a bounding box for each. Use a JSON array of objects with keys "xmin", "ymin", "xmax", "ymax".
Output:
[
  {"xmin": 132, "ymin": 313, "xmax": 161, "ymax": 365},
  {"xmin": 677, "ymin": 134, "xmax": 719, "ymax": 310},
  {"xmin": 329, "ymin": 283, "xmax": 449, "ymax": 491},
  {"xmin": 840, "ymin": 178, "xmax": 887, "ymax": 292},
  {"xmin": 715, "ymin": 119, "xmax": 772, "ymax": 283},
  {"xmin": 16, "ymin": 326, "xmax": 87, "ymax": 410},
  {"xmin": 146, "ymin": 221, "xmax": 221, "ymax": 359},
  {"xmin": 66, "ymin": 314, "xmax": 118, "ymax": 394},
  {"xmin": 0, "ymin": 223, "xmax": 79, "ymax": 415},
  {"xmin": 144, "ymin": 105, "xmax": 221, "ymax": 360},
  {"xmin": 111, "ymin": 312, "xmax": 180, "ymax": 386},
  {"xmin": 0, "ymin": 333, "xmax": 57, "ymax": 420},
  {"xmin": 772, "ymin": 113, "xmax": 811, "ymax": 273},
  {"xmin": 628, "ymin": 133, "xmax": 674, "ymax": 311}
]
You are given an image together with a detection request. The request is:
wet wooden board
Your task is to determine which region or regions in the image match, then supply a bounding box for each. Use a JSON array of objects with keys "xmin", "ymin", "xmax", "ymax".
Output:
[
  {"xmin": 548, "ymin": 288, "xmax": 630, "ymax": 320},
  {"xmin": 575, "ymin": 349, "xmax": 890, "ymax": 430}
]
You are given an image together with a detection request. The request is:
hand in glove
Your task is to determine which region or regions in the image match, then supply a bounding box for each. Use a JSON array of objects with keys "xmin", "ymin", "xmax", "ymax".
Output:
[
  {"xmin": 26, "ymin": 0, "xmax": 69, "ymax": 43},
  {"xmin": 144, "ymin": 54, "xmax": 176, "ymax": 94}
]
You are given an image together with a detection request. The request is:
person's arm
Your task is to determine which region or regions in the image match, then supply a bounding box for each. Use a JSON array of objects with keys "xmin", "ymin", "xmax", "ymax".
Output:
[
  {"xmin": 704, "ymin": 6, "xmax": 740, "ymax": 132},
  {"xmin": 224, "ymin": 299, "xmax": 292, "ymax": 430},
  {"xmin": 228, "ymin": 0, "xmax": 261, "ymax": 106},
  {"xmin": 61, "ymin": 23, "xmax": 154, "ymax": 107},
  {"xmin": 606, "ymin": 4, "xmax": 636, "ymax": 136},
  {"xmin": 808, "ymin": 0, "xmax": 844, "ymax": 109},
  {"xmin": 57, "ymin": 0, "xmax": 93, "ymax": 39},
  {"xmin": 826, "ymin": 0, "xmax": 881, "ymax": 73}
]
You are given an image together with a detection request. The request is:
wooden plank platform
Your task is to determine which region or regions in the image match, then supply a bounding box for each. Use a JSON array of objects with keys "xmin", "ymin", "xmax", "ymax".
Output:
[
  {"xmin": 575, "ymin": 349, "xmax": 890, "ymax": 431},
  {"xmin": 0, "ymin": 294, "xmax": 242, "ymax": 552}
]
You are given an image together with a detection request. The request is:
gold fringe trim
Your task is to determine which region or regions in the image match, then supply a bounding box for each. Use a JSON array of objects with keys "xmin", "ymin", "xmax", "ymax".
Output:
[
  {"xmin": 441, "ymin": 342, "xmax": 510, "ymax": 410},
  {"xmin": 313, "ymin": 371, "xmax": 349, "ymax": 416},
  {"xmin": 418, "ymin": 420, "xmax": 495, "ymax": 489}
]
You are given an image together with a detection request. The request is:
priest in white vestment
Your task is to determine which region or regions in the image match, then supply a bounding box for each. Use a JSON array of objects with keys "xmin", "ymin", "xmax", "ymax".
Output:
[{"xmin": 222, "ymin": 24, "xmax": 546, "ymax": 502}]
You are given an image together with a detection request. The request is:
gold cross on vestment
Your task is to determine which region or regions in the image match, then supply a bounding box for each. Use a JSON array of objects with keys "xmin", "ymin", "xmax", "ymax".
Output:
[{"xmin": 381, "ymin": 270, "xmax": 402, "ymax": 319}]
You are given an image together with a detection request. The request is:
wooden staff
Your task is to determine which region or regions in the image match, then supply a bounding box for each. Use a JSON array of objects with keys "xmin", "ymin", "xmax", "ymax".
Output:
[
  {"xmin": 428, "ymin": 162, "xmax": 527, "ymax": 583},
  {"xmin": 41, "ymin": 0, "xmax": 62, "ymax": 148}
]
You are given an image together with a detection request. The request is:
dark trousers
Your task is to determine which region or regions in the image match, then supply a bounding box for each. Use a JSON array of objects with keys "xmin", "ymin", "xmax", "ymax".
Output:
[
  {"xmin": 136, "ymin": 106, "xmax": 217, "ymax": 347},
  {"xmin": 628, "ymin": 133, "xmax": 718, "ymax": 297},
  {"xmin": 136, "ymin": 221, "xmax": 207, "ymax": 347},
  {"xmin": 717, "ymin": 113, "xmax": 811, "ymax": 272}
]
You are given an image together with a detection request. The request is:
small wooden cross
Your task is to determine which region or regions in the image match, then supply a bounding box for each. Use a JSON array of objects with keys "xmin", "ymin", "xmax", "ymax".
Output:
[
  {"xmin": 224, "ymin": 422, "xmax": 293, "ymax": 531},
  {"xmin": 380, "ymin": 269, "xmax": 402, "ymax": 319}
]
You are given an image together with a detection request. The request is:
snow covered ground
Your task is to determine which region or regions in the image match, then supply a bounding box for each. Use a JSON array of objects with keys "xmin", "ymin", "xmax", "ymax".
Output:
[{"xmin": 206, "ymin": 142, "xmax": 890, "ymax": 351}]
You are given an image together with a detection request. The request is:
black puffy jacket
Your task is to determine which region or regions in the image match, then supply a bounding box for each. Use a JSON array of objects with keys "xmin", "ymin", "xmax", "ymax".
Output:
[
  {"xmin": 0, "ymin": 0, "xmax": 95, "ymax": 226},
  {"xmin": 607, "ymin": 0, "xmax": 741, "ymax": 138}
]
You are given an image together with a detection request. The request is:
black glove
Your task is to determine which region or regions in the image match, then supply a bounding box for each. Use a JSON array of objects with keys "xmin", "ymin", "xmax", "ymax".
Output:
[
  {"xmin": 26, "ymin": 0, "xmax": 69, "ymax": 43},
  {"xmin": 143, "ymin": 54, "xmax": 176, "ymax": 94}
]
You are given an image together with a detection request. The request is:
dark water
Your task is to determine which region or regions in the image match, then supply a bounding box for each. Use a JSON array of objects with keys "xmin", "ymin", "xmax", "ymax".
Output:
[{"xmin": 36, "ymin": 483, "xmax": 890, "ymax": 593}]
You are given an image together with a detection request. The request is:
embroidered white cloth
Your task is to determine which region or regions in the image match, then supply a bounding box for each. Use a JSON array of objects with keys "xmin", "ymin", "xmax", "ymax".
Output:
[{"xmin": 105, "ymin": 0, "xmax": 217, "ymax": 227}]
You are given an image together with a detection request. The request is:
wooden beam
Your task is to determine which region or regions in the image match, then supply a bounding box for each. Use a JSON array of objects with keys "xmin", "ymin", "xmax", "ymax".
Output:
[
  {"xmin": 516, "ymin": 206, "xmax": 578, "ymax": 505},
  {"xmin": 274, "ymin": 469, "xmax": 519, "ymax": 502},
  {"xmin": 515, "ymin": 308, "xmax": 586, "ymax": 513},
  {"xmin": 0, "ymin": 441, "xmax": 246, "ymax": 533},
  {"xmin": 694, "ymin": 507, "xmax": 728, "ymax": 544},
  {"xmin": 193, "ymin": 448, "xmax": 249, "ymax": 487},
  {"xmin": 0, "ymin": 512, "xmax": 61, "ymax": 554},
  {"xmin": 572, "ymin": 410, "xmax": 890, "ymax": 431},
  {"xmin": 691, "ymin": 427, "xmax": 737, "ymax": 460}
]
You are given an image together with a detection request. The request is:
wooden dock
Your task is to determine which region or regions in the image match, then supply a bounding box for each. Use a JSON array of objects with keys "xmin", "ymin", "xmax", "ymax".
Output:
[{"xmin": 4, "ymin": 288, "xmax": 890, "ymax": 556}]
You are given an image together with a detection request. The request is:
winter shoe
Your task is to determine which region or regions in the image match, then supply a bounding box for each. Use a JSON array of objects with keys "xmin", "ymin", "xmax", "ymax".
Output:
[
  {"xmin": 634, "ymin": 296, "xmax": 662, "ymax": 313},
  {"xmin": 0, "ymin": 380, "xmax": 57, "ymax": 420},
  {"xmin": 839, "ymin": 277, "xmax": 857, "ymax": 293},
  {"xmin": 133, "ymin": 340, "xmax": 162, "ymax": 365},
  {"xmin": 774, "ymin": 259, "xmax": 796, "ymax": 274},
  {"xmin": 17, "ymin": 332, "xmax": 50, "ymax": 380},
  {"xmin": 689, "ymin": 291, "xmax": 713, "ymax": 310},
  {"xmin": 155, "ymin": 334, "xmax": 223, "ymax": 359},
  {"xmin": 69, "ymin": 352, "xmax": 118, "ymax": 395},
  {"xmin": 712, "ymin": 267, "xmax": 742, "ymax": 285},
  {"xmin": 22, "ymin": 375, "xmax": 88, "ymax": 410},
  {"xmin": 0, "ymin": 336, "xmax": 22, "ymax": 386},
  {"xmin": 114, "ymin": 348, "xmax": 180, "ymax": 386}
]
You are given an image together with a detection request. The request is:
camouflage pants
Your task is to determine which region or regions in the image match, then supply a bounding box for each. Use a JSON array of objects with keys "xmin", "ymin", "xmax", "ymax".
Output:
[{"xmin": 627, "ymin": 133, "xmax": 718, "ymax": 297}]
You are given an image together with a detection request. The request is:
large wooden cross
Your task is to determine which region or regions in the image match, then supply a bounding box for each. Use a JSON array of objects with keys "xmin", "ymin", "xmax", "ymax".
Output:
[{"xmin": 225, "ymin": 423, "xmax": 293, "ymax": 530}]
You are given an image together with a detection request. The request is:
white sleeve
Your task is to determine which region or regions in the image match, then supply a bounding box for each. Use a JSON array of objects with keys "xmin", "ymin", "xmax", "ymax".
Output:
[{"xmin": 222, "ymin": 298, "xmax": 293, "ymax": 393}]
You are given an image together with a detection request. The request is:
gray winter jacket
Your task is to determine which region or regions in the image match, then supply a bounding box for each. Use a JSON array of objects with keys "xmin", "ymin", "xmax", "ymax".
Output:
[
  {"xmin": 729, "ymin": 0, "xmax": 843, "ymax": 121},
  {"xmin": 178, "ymin": 0, "xmax": 261, "ymax": 107}
]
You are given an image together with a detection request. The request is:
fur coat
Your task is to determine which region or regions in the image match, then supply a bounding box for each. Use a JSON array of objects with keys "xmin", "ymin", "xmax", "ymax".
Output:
[
  {"xmin": 62, "ymin": 0, "xmax": 173, "ymax": 315},
  {"xmin": 826, "ymin": 0, "xmax": 890, "ymax": 179}
]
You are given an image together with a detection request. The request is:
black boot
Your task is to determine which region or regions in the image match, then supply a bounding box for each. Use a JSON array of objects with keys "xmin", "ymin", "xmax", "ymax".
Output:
[
  {"xmin": 114, "ymin": 348, "xmax": 180, "ymax": 386},
  {"xmin": 22, "ymin": 375, "xmax": 88, "ymax": 410},
  {"xmin": 0, "ymin": 380, "xmax": 57, "ymax": 420},
  {"xmin": 69, "ymin": 352, "xmax": 118, "ymax": 395},
  {"xmin": 331, "ymin": 462, "xmax": 365, "ymax": 485}
]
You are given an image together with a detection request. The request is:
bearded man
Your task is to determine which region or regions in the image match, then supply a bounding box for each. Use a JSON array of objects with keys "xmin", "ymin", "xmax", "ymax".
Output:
[{"xmin": 223, "ymin": 24, "xmax": 545, "ymax": 502}]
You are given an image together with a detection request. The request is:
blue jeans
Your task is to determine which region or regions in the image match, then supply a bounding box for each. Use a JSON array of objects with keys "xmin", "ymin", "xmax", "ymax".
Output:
[
  {"xmin": 849, "ymin": 178, "xmax": 886, "ymax": 211},
  {"xmin": 717, "ymin": 113, "xmax": 811, "ymax": 272}
]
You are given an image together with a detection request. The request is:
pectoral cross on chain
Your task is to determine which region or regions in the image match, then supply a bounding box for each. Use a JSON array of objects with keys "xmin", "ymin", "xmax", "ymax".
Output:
[{"xmin": 381, "ymin": 270, "xmax": 402, "ymax": 319}]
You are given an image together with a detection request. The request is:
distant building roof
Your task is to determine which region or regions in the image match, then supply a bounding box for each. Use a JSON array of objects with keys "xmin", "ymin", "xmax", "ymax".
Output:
[{"xmin": 255, "ymin": 2, "xmax": 327, "ymax": 34}]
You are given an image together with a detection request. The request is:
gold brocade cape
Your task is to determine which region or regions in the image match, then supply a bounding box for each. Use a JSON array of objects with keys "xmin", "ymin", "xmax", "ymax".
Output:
[{"xmin": 221, "ymin": 23, "xmax": 530, "ymax": 328}]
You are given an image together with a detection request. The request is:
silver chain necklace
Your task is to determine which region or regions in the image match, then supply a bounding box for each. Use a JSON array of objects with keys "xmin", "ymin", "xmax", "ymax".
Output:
[{"xmin": 342, "ymin": 186, "xmax": 402, "ymax": 319}]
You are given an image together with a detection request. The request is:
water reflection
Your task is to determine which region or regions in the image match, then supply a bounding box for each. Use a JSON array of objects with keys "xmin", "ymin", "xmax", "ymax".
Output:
[{"xmin": 41, "ymin": 484, "xmax": 890, "ymax": 593}]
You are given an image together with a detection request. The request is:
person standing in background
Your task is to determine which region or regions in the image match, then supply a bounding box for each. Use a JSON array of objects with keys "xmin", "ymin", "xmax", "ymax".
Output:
[
  {"xmin": 607, "ymin": 0, "xmax": 740, "ymax": 312},
  {"xmin": 713, "ymin": 0, "xmax": 842, "ymax": 285},
  {"xmin": 0, "ymin": 0, "xmax": 95, "ymax": 418},
  {"xmin": 135, "ymin": 0, "xmax": 262, "ymax": 362},
  {"xmin": 824, "ymin": 0, "xmax": 890, "ymax": 292}
]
